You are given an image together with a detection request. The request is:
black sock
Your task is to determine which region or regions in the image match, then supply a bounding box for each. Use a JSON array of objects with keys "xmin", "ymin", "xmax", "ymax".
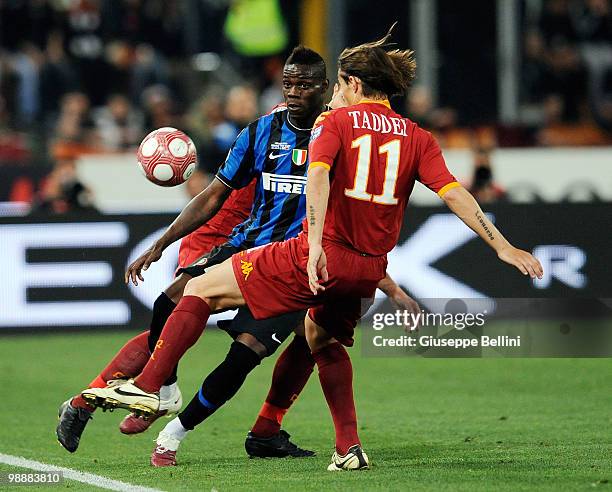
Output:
[
  {"xmin": 147, "ymin": 292, "xmax": 179, "ymax": 385},
  {"xmin": 178, "ymin": 342, "xmax": 261, "ymax": 430}
]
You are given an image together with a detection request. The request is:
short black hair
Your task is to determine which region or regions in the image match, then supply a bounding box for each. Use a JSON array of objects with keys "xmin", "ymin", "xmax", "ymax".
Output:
[{"xmin": 285, "ymin": 46, "xmax": 326, "ymax": 79}]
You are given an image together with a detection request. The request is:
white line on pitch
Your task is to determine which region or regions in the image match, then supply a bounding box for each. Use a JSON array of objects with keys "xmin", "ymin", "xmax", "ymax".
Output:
[{"xmin": 0, "ymin": 453, "xmax": 164, "ymax": 492}]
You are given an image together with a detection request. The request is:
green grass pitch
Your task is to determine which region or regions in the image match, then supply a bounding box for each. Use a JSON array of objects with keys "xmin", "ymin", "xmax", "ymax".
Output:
[{"xmin": 0, "ymin": 329, "xmax": 610, "ymax": 491}]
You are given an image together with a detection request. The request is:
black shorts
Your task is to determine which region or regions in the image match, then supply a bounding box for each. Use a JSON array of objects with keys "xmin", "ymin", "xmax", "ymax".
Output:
[
  {"xmin": 218, "ymin": 308, "xmax": 308, "ymax": 355},
  {"xmin": 178, "ymin": 242, "xmax": 240, "ymax": 277}
]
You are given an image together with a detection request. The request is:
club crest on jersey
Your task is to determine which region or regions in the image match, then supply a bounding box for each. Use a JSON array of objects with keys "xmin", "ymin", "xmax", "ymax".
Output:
[
  {"xmin": 292, "ymin": 149, "xmax": 307, "ymax": 166},
  {"xmin": 271, "ymin": 141, "xmax": 291, "ymax": 151}
]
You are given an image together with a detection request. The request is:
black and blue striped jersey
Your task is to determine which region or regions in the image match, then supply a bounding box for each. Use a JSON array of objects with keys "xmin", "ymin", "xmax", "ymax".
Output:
[{"xmin": 215, "ymin": 108, "xmax": 311, "ymax": 249}]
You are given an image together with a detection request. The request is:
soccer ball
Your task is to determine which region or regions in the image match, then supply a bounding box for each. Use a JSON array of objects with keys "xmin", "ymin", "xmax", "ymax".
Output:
[{"xmin": 137, "ymin": 127, "xmax": 197, "ymax": 187}]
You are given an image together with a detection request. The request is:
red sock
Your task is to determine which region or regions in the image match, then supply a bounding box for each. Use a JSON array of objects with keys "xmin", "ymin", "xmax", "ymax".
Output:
[
  {"xmin": 251, "ymin": 335, "xmax": 314, "ymax": 437},
  {"xmin": 136, "ymin": 296, "xmax": 211, "ymax": 393},
  {"xmin": 313, "ymin": 343, "xmax": 360, "ymax": 455},
  {"xmin": 71, "ymin": 331, "xmax": 151, "ymax": 411}
]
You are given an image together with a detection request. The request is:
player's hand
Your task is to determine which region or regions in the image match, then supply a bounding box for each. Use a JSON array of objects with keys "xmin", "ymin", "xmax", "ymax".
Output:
[
  {"xmin": 497, "ymin": 246, "xmax": 543, "ymax": 279},
  {"xmin": 388, "ymin": 287, "xmax": 421, "ymax": 332},
  {"xmin": 307, "ymin": 243, "xmax": 328, "ymax": 295},
  {"xmin": 125, "ymin": 242, "xmax": 164, "ymax": 286},
  {"xmin": 328, "ymin": 83, "xmax": 347, "ymax": 110}
]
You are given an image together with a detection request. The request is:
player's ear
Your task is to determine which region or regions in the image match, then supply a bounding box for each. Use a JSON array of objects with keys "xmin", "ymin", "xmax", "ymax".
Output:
[
  {"xmin": 321, "ymin": 78, "xmax": 329, "ymax": 93},
  {"xmin": 349, "ymin": 75, "xmax": 360, "ymax": 95}
]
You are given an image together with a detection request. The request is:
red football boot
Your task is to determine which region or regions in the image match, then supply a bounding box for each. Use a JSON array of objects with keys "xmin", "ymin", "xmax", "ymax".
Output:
[
  {"xmin": 150, "ymin": 432, "xmax": 181, "ymax": 467},
  {"xmin": 120, "ymin": 411, "xmax": 166, "ymax": 434}
]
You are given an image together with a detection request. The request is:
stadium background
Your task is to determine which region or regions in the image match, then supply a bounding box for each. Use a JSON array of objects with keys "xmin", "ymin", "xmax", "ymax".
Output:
[
  {"xmin": 1, "ymin": 0, "xmax": 611, "ymax": 330},
  {"xmin": 0, "ymin": 1, "xmax": 610, "ymax": 491}
]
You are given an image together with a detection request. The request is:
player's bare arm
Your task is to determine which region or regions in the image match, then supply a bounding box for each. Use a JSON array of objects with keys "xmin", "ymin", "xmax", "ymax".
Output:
[
  {"xmin": 378, "ymin": 273, "xmax": 420, "ymax": 313},
  {"xmin": 125, "ymin": 178, "xmax": 232, "ymax": 285},
  {"xmin": 441, "ymin": 185, "xmax": 543, "ymax": 279},
  {"xmin": 305, "ymin": 165, "xmax": 331, "ymax": 294},
  {"xmin": 378, "ymin": 273, "xmax": 421, "ymax": 331}
]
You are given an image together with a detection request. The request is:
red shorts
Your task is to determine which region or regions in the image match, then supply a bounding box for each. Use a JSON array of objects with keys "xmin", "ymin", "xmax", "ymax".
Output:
[
  {"xmin": 178, "ymin": 228, "xmax": 228, "ymax": 269},
  {"xmin": 231, "ymin": 232, "xmax": 387, "ymax": 346}
]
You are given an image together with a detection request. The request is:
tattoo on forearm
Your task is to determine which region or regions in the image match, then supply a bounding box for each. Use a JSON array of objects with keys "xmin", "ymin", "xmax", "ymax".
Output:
[
  {"xmin": 309, "ymin": 205, "xmax": 316, "ymax": 227},
  {"xmin": 475, "ymin": 211, "xmax": 495, "ymax": 240}
]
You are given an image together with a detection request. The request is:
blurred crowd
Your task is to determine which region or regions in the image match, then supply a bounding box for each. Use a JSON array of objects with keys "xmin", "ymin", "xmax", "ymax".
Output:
[
  {"xmin": 0, "ymin": 0, "xmax": 611, "ymax": 213},
  {"xmin": 0, "ymin": 0, "xmax": 291, "ymax": 211},
  {"xmin": 522, "ymin": 0, "xmax": 612, "ymax": 144}
]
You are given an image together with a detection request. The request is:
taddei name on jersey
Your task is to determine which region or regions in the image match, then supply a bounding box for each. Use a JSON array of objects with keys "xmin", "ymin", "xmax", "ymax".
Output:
[{"xmin": 347, "ymin": 110, "xmax": 408, "ymax": 137}]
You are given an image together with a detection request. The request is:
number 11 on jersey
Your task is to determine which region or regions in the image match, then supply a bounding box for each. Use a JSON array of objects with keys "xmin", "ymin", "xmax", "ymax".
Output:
[{"xmin": 344, "ymin": 134, "xmax": 400, "ymax": 205}]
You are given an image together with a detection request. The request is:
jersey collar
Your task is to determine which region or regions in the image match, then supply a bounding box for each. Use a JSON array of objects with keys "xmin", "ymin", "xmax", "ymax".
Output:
[
  {"xmin": 286, "ymin": 113, "xmax": 313, "ymax": 132},
  {"xmin": 359, "ymin": 98, "xmax": 391, "ymax": 108}
]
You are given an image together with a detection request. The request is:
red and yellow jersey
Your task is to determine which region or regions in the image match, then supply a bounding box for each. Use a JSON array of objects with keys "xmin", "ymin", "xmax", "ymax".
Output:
[
  {"xmin": 178, "ymin": 179, "xmax": 256, "ymax": 267},
  {"xmin": 308, "ymin": 100, "xmax": 458, "ymax": 256}
]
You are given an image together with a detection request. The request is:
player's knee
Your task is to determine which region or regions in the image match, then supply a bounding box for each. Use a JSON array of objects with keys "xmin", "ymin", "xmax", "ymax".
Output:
[
  {"xmin": 305, "ymin": 315, "xmax": 336, "ymax": 352},
  {"xmin": 305, "ymin": 317, "xmax": 324, "ymax": 350},
  {"xmin": 183, "ymin": 276, "xmax": 217, "ymax": 306},
  {"xmin": 183, "ymin": 275, "xmax": 206, "ymax": 298},
  {"xmin": 305, "ymin": 329, "xmax": 318, "ymax": 351},
  {"xmin": 236, "ymin": 333, "xmax": 267, "ymax": 359}
]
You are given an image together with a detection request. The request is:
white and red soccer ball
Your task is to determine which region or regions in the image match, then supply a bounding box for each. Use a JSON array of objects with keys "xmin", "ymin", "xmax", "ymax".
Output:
[{"xmin": 137, "ymin": 127, "xmax": 197, "ymax": 187}]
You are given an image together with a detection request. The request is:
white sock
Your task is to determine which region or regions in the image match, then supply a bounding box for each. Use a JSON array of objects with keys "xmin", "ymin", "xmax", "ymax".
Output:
[
  {"xmin": 162, "ymin": 417, "xmax": 188, "ymax": 441},
  {"xmin": 159, "ymin": 383, "xmax": 177, "ymax": 402}
]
